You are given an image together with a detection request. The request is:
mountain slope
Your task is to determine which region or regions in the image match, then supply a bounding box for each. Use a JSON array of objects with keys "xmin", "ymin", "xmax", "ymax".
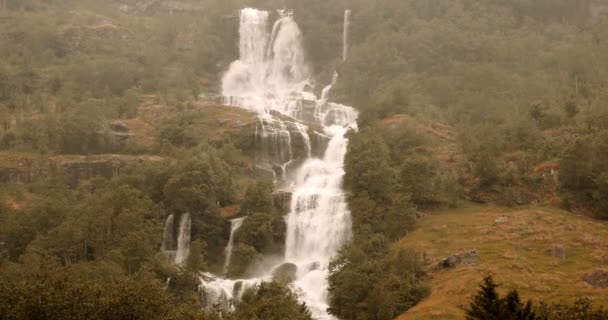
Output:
[{"xmin": 397, "ymin": 205, "xmax": 608, "ymax": 320}]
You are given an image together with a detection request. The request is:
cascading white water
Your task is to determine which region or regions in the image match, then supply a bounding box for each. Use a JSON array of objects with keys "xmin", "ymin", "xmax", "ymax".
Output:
[
  {"xmin": 223, "ymin": 217, "xmax": 246, "ymax": 275},
  {"xmin": 201, "ymin": 8, "xmax": 358, "ymax": 319},
  {"xmin": 175, "ymin": 213, "xmax": 192, "ymax": 266}
]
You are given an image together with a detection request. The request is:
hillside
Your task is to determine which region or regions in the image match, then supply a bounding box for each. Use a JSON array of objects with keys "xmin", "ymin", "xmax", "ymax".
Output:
[
  {"xmin": 3, "ymin": 1, "xmax": 608, "ymax": 320},
  {"xmin": 397, "ymin": 205, "xmax": 608, "ymax": 320}
]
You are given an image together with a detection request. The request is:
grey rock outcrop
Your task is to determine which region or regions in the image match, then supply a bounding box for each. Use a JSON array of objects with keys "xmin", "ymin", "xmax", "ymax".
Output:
[
  {"xmin": 438, "ymin": 250, "xmax": 478, "ymax": 269},
  {"xmin": 546, "ymin": 246, "xmax": 567, "ymax": 263},
  {"xmin": 583, "ymin": 270, "xmax": 608, "ymax": 288}
]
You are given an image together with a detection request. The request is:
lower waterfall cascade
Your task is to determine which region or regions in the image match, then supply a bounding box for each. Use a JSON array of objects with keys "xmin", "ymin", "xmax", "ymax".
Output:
[{"xmin": 174, "ymin": 8, "xmax": 357, "ymax": 320}]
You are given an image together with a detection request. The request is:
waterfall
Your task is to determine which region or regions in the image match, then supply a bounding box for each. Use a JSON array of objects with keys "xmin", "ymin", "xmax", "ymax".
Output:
[
  {"xmin": 174, "ymin": 213, "xmax": 191, "ymax": 266},
  {"xmin": 202, "ymin": 8, "xmax": 358, "ymax": 319},
  {"xmin": 343, "ymin": 10, "xmax": 351, "ymax": 62},
  {"xmin": 161, "ymin": 214, "xmax": 176, "ymax": 252},
  {"xmin": 223, "ymin": 217, "xmax": 246, "ymax": 275}
]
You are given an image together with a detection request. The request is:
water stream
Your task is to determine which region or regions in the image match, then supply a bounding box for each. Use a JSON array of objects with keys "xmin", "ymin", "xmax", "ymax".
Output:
[{"xmin": 199, "ymin": 8, "xmax": 357, "ymax": 319}]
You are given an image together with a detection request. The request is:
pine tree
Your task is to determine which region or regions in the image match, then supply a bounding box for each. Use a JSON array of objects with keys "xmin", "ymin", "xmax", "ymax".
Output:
[
  {"xmin": 466, "ymin": 277, "xmax": 537, "ymax": 320},
  {"xmin": 466, "ymin": 276, "xmax": 502, "ymax": 320}
]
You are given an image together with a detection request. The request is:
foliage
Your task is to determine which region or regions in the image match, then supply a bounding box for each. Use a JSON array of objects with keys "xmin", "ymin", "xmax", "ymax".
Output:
[
  {"xmin": 465, "ymin": 276, "xmax": 535, "ymax": 320},
  {"xmin": 328, "ymin": 242, "xmax": 428, "ymax": 320},
  {"xmin": 466, "ymin": 277, "xmax": 608, "ymax": 320},
  {"xmin": 0, "ymin": 270, "xmax": 209, "ymax": 320},
  {"xmin": 536, "ymin": 298, "xmax": 608, "ymax": 320},
  {"xmin": 228, "ymin": 182, "xmax": 285, "ymax": 277},
  {"xmin": 233, "ymin": 282, "xmax": 312, "ymax": 320}
]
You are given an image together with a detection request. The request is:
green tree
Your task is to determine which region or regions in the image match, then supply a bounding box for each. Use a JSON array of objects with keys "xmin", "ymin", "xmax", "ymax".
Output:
[
  {"xmin": 466, "ymin": 276, "xmax": 503, "ymax": 320},
  {"xmin": 344, "ymin": 129, "xmax": 393, "ymax": 201},
  {"xmin": 239, "ymin": 181, "xmax": 274, "ymax": 216},
  {"xmin": 234, "ymin": 282, "xmax": 312, "ymax": 320},
  {"xmin": 466, "ymin": 276, "xmax": 536, "ymax": 320}
]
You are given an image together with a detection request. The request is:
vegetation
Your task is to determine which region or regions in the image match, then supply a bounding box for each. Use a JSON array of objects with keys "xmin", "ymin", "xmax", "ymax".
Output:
[
  {"xmin": 231, "ymin": 282, "xmax": 312, "ymax": 320},
  {"xmin": 1, "ymin": 0, "xmax": 608, "ymax": 319},
  {"xmin": 466, "ymin": 277, "xmax": 608, "ymax": 320},
  {"xmin": 465, "ymin": 276, "xmax": 535, "ymax": 320},
  {"xmin": 0, "ymin": 268, "xmax": 207, "ymax": 320},
  {"xmin": 396, "ymin": 205, "xmax": 608, "ymax": 319}
]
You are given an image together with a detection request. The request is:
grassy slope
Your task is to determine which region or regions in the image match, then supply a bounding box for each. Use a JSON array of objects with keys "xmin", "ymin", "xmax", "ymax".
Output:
[{"xmin": 396, "ymin": 205, "xmax": 608, "ymax": 320}]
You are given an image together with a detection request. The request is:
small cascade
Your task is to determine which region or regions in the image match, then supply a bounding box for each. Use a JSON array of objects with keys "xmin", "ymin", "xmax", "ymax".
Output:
[
  {"xmin": 223, "ymin": 217, "xmax": 246, "ymax": 275},
  {"xmin": 257, "ymin": 116, "xmax": 293, "ymax": 172},
  {"xmin": 161, "ymin": 214, "xmax": 177, "ymax": 261},
  {"xmin": 294, "ymin": 122, "xmax": 311, "ymax": 158},
  {"xmin": 343, "ymin": 10, "xmax": 351, "ymax": 62},
  {"xmin": 174, "ymin": 213, "xmax": 192, "ymax": 266},
  {"xmin": 315, "ymin": 72, "xmax": 339, "ymax": 125},
  {"xmin": 198, "ymin": 273, "xmax": 262, "ymax": 311}
]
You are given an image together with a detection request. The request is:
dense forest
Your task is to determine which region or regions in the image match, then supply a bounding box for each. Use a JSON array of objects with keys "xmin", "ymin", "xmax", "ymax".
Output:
[{"xmin": 1, "ymin": 0, "xmax": 608, "ymax": 319}]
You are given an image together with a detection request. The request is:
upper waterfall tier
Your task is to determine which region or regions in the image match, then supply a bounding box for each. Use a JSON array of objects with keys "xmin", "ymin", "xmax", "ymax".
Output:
[{"xmin": 222, "ymin": 8, "xmax": 312, "ymax": 112}]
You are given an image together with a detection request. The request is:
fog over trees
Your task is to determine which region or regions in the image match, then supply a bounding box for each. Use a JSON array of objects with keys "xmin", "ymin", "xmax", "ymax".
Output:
[{"xmin": 1, "ymin": 1, "xmax": 608, "ymax": 319}]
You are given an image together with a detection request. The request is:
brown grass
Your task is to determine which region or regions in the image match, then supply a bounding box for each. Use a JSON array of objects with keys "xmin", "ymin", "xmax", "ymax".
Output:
[{"xmin": 396, "ymin": 205, "xmax": 608, "ymax": 320}]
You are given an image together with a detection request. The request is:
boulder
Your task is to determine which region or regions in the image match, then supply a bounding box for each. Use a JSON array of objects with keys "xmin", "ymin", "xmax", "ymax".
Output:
[
  {"xmin": 546, "ymin": 246, "xmax": 567, "ymax": 263},
  {"xmin": 583, "ymin": 270, "xmax": 608, "ymax": 288},
  {"xmin": 438, "ymin": 250, "xmax": 478, "ymax": 269},
  {"xmin": 495, "ymin": 216, "xmax": 509, "ymax": 225},
  {"xmin": 109, "ymin": 120, "xmax": 130, "ymax": 133},
  {"xmin": 272, "ymin": 263, "xmax": 298, "ymax": 284}
]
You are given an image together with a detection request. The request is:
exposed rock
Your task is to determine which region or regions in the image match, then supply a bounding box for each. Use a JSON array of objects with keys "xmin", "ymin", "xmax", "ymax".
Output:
[
  {"xmin": 438, "ymin": 250, "xmax": 478, "ymax": 269},
  {"xmin": 197, "ymin": 93, "xmax": 222, "ymax": 105},
  {"xmin": 546, "ymin": 246, "xmax": 567, "ymax": 263},
  {"xmin": 272, "ymin": 263, "xmax": 298, "ymax": 284},
  {"xmin": 583, "ymin": 270, "xmax": 608, "ymax": 288},
  {"xmin": 109, "ymin": 120, "xmax": 130, "ymax": 133},
  {"xmin": 415, "ymin": 211, "xmax": 426, "ymax": 220},
  {"xmin": 305, "ymin": 261, "xmax": 320, "ymax": 272},
  {"xmin": 254, "ymin": 163, "xmax": 275, "ymax": 180},
  {"xmin": 495, "ymin": 216, "xmax": 509, "ymax": 225}
]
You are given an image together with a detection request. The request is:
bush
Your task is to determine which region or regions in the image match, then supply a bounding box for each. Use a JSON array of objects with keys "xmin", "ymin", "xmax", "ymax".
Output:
[{"xmin": 234, "ymin": 282, "xmax": 312, "ymax": 320}]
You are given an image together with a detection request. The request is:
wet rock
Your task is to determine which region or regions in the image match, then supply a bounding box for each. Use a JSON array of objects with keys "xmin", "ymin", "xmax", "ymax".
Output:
[
  {"xmin": 254, "ymin": 164, "xmax": 275, "ymax": 180},
  {"xmin": 272, "ymin": 263, "xmax": 297, "ymax": 284},
  {"xmin": 273, "ymin": 191, "xmax": 292, "ymax": 214},
  {"xmin": 305, "ymin": 261, "xmax": 320, "ymax": 272},
  {"xmin": 438, "ymin": 250, "xmax": 478, "ymax": 268},
  {"xmin": 546, "ymin": 246, "xmax": 567, "ymax": 263},
  {"xmin": 583, "ymin": 270, "xmax": 608, "ymax": 288}
]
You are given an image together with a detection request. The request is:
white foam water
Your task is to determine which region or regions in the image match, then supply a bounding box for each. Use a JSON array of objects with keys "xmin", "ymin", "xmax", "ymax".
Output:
[
  {"xmin": 200, "ymin": 8, "xmax": 358, "ymax": 319},
  {"xmin": 223, "ymin": 217, "xmax": 246, "ymax": 275}
]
